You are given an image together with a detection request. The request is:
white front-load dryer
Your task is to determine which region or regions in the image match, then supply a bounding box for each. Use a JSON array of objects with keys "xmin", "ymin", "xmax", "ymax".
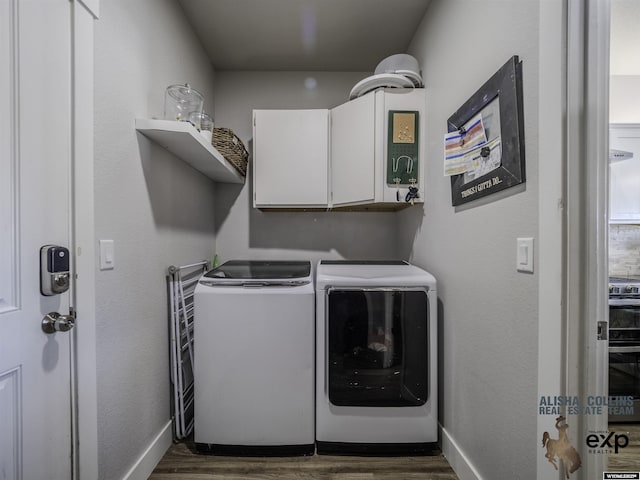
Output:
[
  {"xmin": 194, "ymin": 260, "xmax": 315, "ymax": 455},
  {"xmin": 315, "ymin": 260, "xmax": 438, "ymax": 455}
]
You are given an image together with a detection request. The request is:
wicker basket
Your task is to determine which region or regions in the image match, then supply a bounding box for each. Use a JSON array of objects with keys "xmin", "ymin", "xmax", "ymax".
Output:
[{"xmin": 212, "ymin": 128, "xmax": 248, "ymax": 176}]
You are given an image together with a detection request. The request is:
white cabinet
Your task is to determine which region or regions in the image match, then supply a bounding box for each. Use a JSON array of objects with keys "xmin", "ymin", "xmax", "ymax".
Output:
[
  {"xmin": 252, "ymin": 89, "xmax": 426, "ymax": 210},
  {"xmin": 253, "ymin": 109, "xmax": 329, "ymax": 208},
  {"xmin": 610, "ymin": 124, "xmax": 640, "ymax": 223},
  {"xmin": 330, "ymin": 89, "xmax": 427, "ymax": 209}
]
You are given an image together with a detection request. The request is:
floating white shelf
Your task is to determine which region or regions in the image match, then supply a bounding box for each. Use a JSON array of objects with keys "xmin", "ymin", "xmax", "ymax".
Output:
[{"xmin": 135, "ymin": 118, "xmax": 245, "ymax": 184}]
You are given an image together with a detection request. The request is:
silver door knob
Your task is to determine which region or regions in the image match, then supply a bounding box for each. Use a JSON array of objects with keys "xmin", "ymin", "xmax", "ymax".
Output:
[{"xmin": 42, "ymin": 311, "xmax": 75, "ymax": 334}]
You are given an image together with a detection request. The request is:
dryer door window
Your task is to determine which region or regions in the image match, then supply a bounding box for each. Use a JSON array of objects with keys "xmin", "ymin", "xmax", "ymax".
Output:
[{"xmin": 327, "ymin": 289, "xmax": 429, "ymax": 407}]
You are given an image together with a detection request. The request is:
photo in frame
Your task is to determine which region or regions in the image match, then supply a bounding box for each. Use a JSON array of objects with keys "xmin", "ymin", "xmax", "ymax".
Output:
[{"xmin": 447, "ymin": 56, "xmax": 525, "ymax": 206}]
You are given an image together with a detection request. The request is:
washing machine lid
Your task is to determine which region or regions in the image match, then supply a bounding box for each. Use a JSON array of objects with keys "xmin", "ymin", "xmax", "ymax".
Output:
[{"xmin": 201, "ymin": 260, "xmax": 312, "ymax": 287}]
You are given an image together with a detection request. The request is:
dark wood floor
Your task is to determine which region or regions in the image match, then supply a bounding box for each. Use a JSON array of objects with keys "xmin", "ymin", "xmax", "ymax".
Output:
[
  {"xmin": 149, "ymin": 442, "xmax": 459, "ymax": 480},
  {"xmin": 608, "ymin": 423, "xmax": 640, "ymax": 471},
  {"xmin": 149, "ymin": 423, "xmax": 640, "ymax": 479}
]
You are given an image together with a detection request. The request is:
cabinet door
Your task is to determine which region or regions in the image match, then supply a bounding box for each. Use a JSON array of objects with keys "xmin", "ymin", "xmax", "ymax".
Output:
[
  {"xmin": 253, "ymin": 109, "xmax": 329, "ymax": 207},
  {"xmin": 330, "ymin": 93, "xmax": 376, "ymax": 206},
  {"xmin": 610, "ymin": 124, "xmax": 640, "ymax": 222}
]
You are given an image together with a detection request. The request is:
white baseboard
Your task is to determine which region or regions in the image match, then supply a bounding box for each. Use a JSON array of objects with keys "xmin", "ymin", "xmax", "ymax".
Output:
[
  {"xmin": 441, "ymin": 426, "xmax": 483, "ymax": 480},
  {"xmin": 122, "ymin": 420, "xmax": 172, "ymax": 480}
]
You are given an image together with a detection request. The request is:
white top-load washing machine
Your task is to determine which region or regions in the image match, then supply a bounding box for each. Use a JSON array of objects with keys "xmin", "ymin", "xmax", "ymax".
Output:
[
  {"xmin": 315, "ymin": 260, "xmax": 438, "ymax": 455},
  {"xmin": 194, "ymin": 260, "xmax": 315, "ymax": 455}
]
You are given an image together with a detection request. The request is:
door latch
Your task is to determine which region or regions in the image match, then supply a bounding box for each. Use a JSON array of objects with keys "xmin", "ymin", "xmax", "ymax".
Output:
[
  {"xmin": 42, "ymin": 309, "xmax": 76, "ymax": 334},
  {"xmin": 597, "ymin": 321, "xmax": 608, "ymax": 341}
]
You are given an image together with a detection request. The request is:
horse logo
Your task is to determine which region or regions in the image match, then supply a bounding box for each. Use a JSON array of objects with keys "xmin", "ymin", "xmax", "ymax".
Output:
[{"xmin": 542, "ymin": 415, "xmax": 582, "ymax": 479}]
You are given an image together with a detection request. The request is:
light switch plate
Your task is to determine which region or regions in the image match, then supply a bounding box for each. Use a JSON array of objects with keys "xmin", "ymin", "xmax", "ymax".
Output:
[
  {"xmin": 517, "ymin": 237, "xmax": 534, "ymax": 273},
  {"xmin": 99, "ymin": 239, "xmax": 115, "ymax": 270}
]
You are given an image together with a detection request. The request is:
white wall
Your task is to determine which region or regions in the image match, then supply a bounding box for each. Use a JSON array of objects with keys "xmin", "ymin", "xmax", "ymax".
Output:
[
  {"xmin": 400, "ymin": 0, "xmax": 541, "ymax": 477},
  {"xmin": 94, "ymin": 1, "xmax": 217, "ymax": 478},
  {"xmin": 610, "ymin": 75, "xmax": 640, "ymax": 123},
  {"xmin": 610, "ymin": 0, "xmax": 640, "ymax": 124},
  {"xmin": 213, "ymin": 71, "xmax": 400, "ymax": 264}
]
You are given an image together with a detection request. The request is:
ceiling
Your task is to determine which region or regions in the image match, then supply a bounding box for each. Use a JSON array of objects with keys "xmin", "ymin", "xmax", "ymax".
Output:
[{"xmin": 177, "ymin": 0, "xmax": 431, "ymax": 71}]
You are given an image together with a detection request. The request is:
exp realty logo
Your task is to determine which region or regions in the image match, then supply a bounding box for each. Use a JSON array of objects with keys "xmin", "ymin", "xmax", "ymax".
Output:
[{"xmin": 587, "ymin": 430, "xmax": 630, "ymax": 454}]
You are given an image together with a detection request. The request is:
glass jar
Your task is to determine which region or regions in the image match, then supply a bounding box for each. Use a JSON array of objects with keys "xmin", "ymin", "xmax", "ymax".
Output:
[
  {"xmin": 189, "ymin": 111, "xmax": 214, "ymax": 142},
  {"xmin": 189, "ymin": 111, "xmax": 213, "ymax": 131},
  {"xmin": 163, "ymin": 83, "xmax": 204, "ymax": 122}
]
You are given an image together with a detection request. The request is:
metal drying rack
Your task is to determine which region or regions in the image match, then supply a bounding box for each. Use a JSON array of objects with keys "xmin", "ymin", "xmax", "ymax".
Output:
[{"xmin": 167, "ymin": 260, "xmax": 209, "ymax": 439}]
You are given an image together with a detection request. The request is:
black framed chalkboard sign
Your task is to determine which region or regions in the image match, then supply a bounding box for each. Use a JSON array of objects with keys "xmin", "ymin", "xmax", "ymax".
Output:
[{"xmin": 447, "ymin": 56, "xmax": 525, "ymax": 206}]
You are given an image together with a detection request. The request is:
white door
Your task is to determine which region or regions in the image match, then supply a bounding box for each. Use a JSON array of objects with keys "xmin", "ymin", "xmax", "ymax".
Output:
[
  {"xmin": 253, "ymin": 109, "xmax": 329, "ymax": 208},
  {"xmin": 330, "ymin": 93, "xmax": 376, "ymax": 206},
  {"xmin": 0, "ymin": 1, "xmax": 73, "ymax": 479}
]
